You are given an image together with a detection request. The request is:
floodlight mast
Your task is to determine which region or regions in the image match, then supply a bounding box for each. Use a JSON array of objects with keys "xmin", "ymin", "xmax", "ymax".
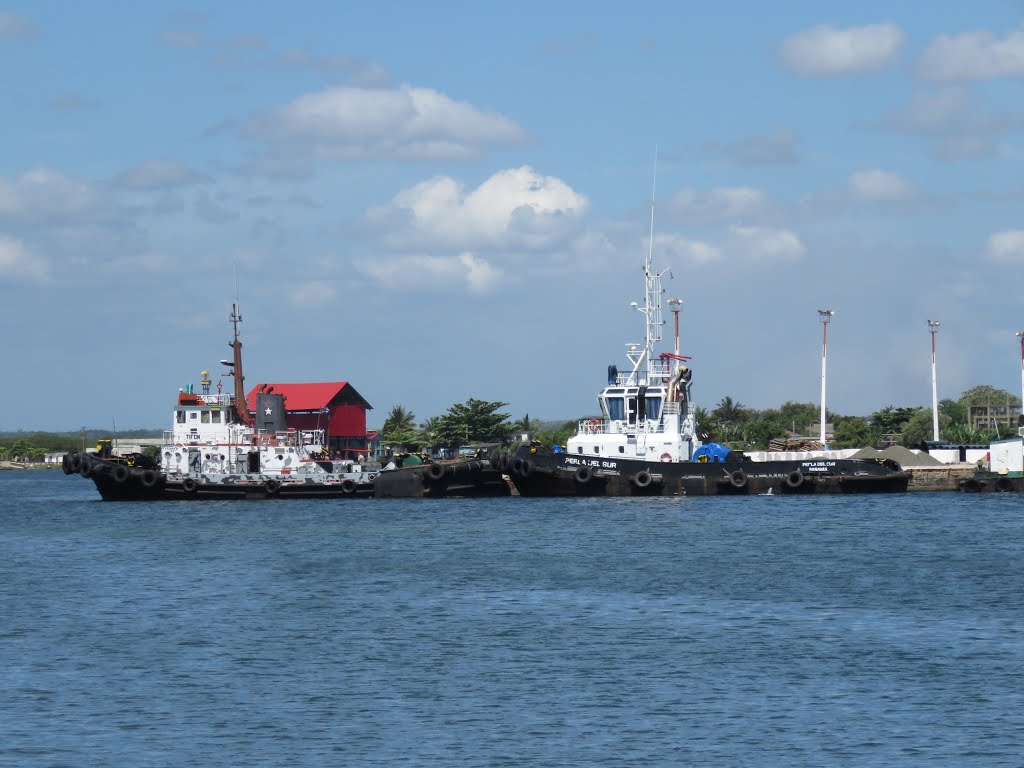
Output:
[
  {"xmin": 818, "ymin": 309, "xmax": 835, "ymax": 447},
  {"xmin": 928, "ymin": 320, "xmax": 941, "ymax": 441},
  {"xmin": 1016, "ymin": 331, "xmax": 1024, "ymax": 427}
]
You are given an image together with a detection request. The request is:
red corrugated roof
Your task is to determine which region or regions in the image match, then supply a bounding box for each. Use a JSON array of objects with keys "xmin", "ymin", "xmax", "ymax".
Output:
[{"xmin": 246, "ymin": 382, "xmax": 370, "ymax": 412}]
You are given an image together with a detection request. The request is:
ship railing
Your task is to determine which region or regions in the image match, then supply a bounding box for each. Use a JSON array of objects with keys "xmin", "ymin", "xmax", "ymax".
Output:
[
  {"xmin": 612, "ymin": 359, "xmax": 676, "ymax": 386},
  {"xmin": 578, "ymin": 418, "xmax": 604, "ymax": 435}
]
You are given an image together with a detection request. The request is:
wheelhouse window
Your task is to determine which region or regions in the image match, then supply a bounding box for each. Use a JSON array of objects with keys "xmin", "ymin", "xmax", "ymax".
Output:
[
  {"xmin": 201, "ymin": 410, "xmax": 211, "ymax": 424},
  {"xmin": 211, "ymin": 410, "xmax": 222, "ymax": 423},
  {"xmin": 606, "ymin": 397, "xmax": 625, "ymax": 421},
  {"xmin": 176, "ymin": 410, "xmax": 186, "ymax": 424},
  {"xmin": 645, "ymin": 397, "xmax": 662, "ymax": 421},
  {"xmin": 189, "ymin": 412, "xmax": 197, "ymax": 421}
]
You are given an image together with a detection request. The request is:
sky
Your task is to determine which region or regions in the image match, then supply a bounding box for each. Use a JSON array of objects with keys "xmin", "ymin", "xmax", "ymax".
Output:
[{"xmin": 2, "ymin": 1, "xmax": 1024, "ymax": 431}]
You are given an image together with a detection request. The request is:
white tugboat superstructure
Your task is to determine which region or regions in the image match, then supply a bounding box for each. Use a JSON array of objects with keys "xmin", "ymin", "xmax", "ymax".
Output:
[{"xmin": 566, "ymin": 223, "xmax": 700, "ymax": 464}]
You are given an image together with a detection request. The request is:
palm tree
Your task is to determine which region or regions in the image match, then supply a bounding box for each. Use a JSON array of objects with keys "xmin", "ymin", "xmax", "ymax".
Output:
[{"xmin": 382, "ymin": 404, "xmax": 416, "ymax": 434}]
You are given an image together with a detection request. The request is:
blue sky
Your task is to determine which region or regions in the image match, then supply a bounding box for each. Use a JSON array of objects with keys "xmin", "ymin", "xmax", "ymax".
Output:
[{"xmin": 2, "ymin": 2, "xmax": 1024, "ymax": 431}]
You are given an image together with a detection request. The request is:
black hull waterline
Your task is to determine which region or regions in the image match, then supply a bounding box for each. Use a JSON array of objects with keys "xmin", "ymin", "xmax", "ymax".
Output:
[
  {"xmin": 501, "ymin": 447, "xmax": 911, "ymax": 496},
  {"xmin": 65, "ymin": 453, "xmax": 510, "ymax": 500}
]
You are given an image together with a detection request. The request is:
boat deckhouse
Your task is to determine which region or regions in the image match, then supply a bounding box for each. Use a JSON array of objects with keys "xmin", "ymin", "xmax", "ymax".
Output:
[{"xmin": 246, "ymin": 382, "xmax": 372, "ymax": 459}]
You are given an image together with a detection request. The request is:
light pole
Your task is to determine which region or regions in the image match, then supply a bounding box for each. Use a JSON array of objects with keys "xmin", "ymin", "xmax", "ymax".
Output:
[
  {"xmin": 928, "ymin": 320, "xmax": 940, "ymax": 442},
  {"xmin": 818, "ymin": 309, "xmax": 835, "ymax": 447},
  {"xmin": 1016, "ymin": 331, "xmax": 1024, "ymax": 426},
  {"xmin": 667, "ymin": 298, "xmax": 683, "ymax": 356}
]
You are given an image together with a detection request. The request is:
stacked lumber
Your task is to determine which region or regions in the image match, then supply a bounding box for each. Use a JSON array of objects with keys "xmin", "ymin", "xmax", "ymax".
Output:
[{"xmin": 768, "ymin": 437, "xmax": 824, "ymax": 452}]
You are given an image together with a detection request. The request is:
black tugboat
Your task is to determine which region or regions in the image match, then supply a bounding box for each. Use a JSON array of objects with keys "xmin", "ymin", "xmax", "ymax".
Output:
[{"xmin": 502, "ymin": 235, "xmax": 910, "ymax": 497}]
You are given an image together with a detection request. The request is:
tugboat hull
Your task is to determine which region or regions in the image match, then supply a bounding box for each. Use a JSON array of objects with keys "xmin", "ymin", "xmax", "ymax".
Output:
[{"xmin": 502, "ymin": 447, "xmax": 910, "ymax": 497}]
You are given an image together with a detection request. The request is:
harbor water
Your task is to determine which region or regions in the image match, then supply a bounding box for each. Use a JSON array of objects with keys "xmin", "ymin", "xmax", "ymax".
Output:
[{"xmin": 2, "ymin": 471, "xmax": 1023, "ymax": 767}]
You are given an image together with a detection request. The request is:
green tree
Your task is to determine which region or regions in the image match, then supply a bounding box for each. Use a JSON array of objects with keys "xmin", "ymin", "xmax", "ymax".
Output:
[
  {"xmin": 381, "ymin": 404, "xmax": 420, "ymax": 451},
  {"xmin": 534, "ymin": 420, "xmax": 578, "ymax": 450},
  {"xmin": 832, "ymin": 416, "xmax": 878, "ymax": 449},
  {"xmin": 958, "ymin": 385, "xmax": 1020, "ymax": 406},
  {"xmin": 433, "ymin": 398, "xmax": 513, "ymax": 448},
  {"xmin": 870, "ymin": 406, "xmax": 917, "ymax": 435},
  {"xmin": 898, "ymin": 408, "xmax": 945, "ymax": 447},
  {"xmin": 939, "ymin": 398, "xmax": 968, "ymax": 427}
]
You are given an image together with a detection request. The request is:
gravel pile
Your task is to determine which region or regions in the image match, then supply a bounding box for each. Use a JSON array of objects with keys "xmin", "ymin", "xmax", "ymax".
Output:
[{"xmin": 850, "ymin": 445, "xmax": 944, "ymax": 466}]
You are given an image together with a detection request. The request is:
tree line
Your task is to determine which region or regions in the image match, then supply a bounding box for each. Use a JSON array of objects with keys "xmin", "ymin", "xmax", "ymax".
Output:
[{"xmin": 381, "ymin": 384, "xmax": 1022, "ymax": 454}]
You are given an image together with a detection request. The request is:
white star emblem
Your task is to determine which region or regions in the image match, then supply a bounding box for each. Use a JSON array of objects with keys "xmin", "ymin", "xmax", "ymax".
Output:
[{"xmin": 265, "ymin": 407, "xmax": 273, "ymax": 416}]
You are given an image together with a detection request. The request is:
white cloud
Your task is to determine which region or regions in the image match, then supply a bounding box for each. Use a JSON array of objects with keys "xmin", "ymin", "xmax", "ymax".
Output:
[
  {"xmin": 0, "ymin": 234, "xmax": 47, "ymax": 281},
  {"xmin": 367, "ymin": 166, "xmax": 588, "ymax": 251},
  {"xmin": 729, "ymin": 225, "xmax": 806, "ymax": 261},
  {"xmin": 354, "ymin": 252, "xmax": 503, "ymax": 294},
  {"xmin": 248, "ymin": 84, "xmax": 527, "ymax": 174},
  {"xmin": 848, "ymin": 169, "xmax": 918, "ymax": 202},
  {"xmin": 780, "ymin": 23, "xmax": 904, "ymax": 76},
  {"xmin": 666, "ymin": 186, "xmax": 770, "ymax": 224},
  {"xmin": 0, "ymin": 169, "xmax": 117, "ymax": 224},
  {"xmin": 114, "ymin": 161, "xmax": 208, "ymax": 190},
  {"xmin": 984, "ymin": 230, "xmax": 1024, "ymax": 263},
  {"xmin": 650, "ymin": 233, "xmax": 721, "ymax": 264},
  {"xmin": 918, "ymin": 23, "xmax": 1024, "ymax": 81},
  {"xmin": 287, "ymin": 281, "xmax": 336, "ymax": 305}
]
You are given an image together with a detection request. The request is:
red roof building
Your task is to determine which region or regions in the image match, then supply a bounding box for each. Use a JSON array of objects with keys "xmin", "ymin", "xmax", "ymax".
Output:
[{"xmin": 246, "ymin": 382, "xmax": 372, "ymax": 458}]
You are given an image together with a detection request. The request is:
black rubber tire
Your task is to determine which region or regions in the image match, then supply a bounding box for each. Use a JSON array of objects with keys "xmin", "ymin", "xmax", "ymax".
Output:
[
  {"xmin": 69, "ymin": 452, "xmax": 82, "ymax": 472},
  {"xmin": 140, "ymin": 469, "xmax": 159, "ymax": 488},
  {"xmin": 520, "ymin": 459, "xmax": 533, "ymax": 477},
  {"xmin": 785, "ymin": 470, "xmax": 804, "ymax": 489},
  {"xmin": 499, "ymin": 454, "xmax": 510, "ymax": 472},
  {"xmin": 963, "ymin": 478, "xmax": 981, "ymax": 493},
  {"xmin": 512, "ymin": 458, "xmax": 524, "ymax": 475},
  {"xmin": 62, "ymin": 453, "xmax": 74, "ymax": 475},
  {"xmin": 341, "ymin": 478, "xmax": 357, "ymax": 494},
  {"xmin": 729, "ymin": 469, "xmax": 747, "ymax": 489},
  {"xmin": 575, "ymin": 466, "xmax": 592, "ymax": 484},
  {"xmin": 79, "ymin": 457, "xmax": 94, "ymax": 478},
  {"xmin": 426, "ymin": 463, "xmax": 446, "ymax": 481},
  {"xmin": 265, "ymin": 479, "xmax": 281, "ymax": 494},
  {"xmin": 112, "ymin": 464, "xmax": 130, "ymax": 484},
  {"xmin": 182, "ymin": 477, "xmax": 198, "ymax": 494},
  {"xmin": 633, "ymin": 470, "xmax": 652, "ymax": 488},
  {"xmin": 996, "ymin": 477, "xmax": 1013, "ymax": 492}
]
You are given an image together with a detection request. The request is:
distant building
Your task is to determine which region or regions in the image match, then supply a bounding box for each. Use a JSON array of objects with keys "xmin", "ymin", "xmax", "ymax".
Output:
[
  {"xmin": 246, "ymin": 382, "xmax": 372, "ymax": 459},
  {"xmin": 969, "ymin": 401, "xmax": 1022, "ymax": 432}
]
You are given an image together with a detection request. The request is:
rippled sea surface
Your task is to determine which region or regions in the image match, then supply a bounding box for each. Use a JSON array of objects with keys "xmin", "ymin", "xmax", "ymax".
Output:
[{"xmin": 2, "ymin": 471, "xmax": 1023, "ymax": 767}]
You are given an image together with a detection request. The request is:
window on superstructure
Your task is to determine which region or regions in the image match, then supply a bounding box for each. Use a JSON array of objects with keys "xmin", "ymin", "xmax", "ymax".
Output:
[
  {"xmin": 211, "ymin": 410, "xmax": 222, "ymax": 423},
  {"xmin": 201, "ymin": 410, "xmax": 211, "ymax": 424},
  {"xmin": 607, "ymin": 398, "xmax": 624, "ymax": 421},
  {"xmin": 645, "ymin": 397, "xmax": 661, "ymax": 421},
  {"xmin": 189, "ymin": 412, "xmax": 197, "ymax": 421},
  {"xmin": 176, "ymin": 410, "xmax": 185, "ymax": 424}
]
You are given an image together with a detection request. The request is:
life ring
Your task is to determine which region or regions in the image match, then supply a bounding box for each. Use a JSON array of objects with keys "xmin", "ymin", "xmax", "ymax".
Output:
[
  {"xmin": 785, "ymin": 470, "xmax": 804, "ymax": 489},
  {"xmin": 729, "ymin": 469, "xmax": 747, "ymax": 489},
  {"xmin": 575, "ymin": 466, "xmax": 593, "ymax": 484},
  {"xmin": 996, "ymin": 477, "xmax": 1013, "ymax": 492},
  {"xmin": 426, "ymin": 463, "xmax": 446, "ymax": 481},
  {"xmin": 112, "ymin": 464, "xmax": 131, "ymax": 484},
  {"xmin": 632, "ymin": 470, "xmax": 652, "ymax": 488},
  {"xmin": 341, "ymin": 478, "xmax": 357, "ymax": 494},
  {"xmin": 265, "ymin": 479, "xmax": 281, "ymax": 494},
  {"xmin": 140, "ymin": 469, "xmax": 159, "ymax": 488},
  {"xmin": 69, "ymin": 452, "xmax": 82, "ymax": 472},
  {"xmin": 520, "ymin": 459, "xmax": 533, "ymax": 478},
  {"xmin": 588, "ymin": 419, "xmax": 601, "ymax": 431},
  {"xmin": 182, "ymin": 477, "xmax": 198, "ymax": 494},
  {"xmin": 660, "ymin": 453, "xmax": 672, "ymax": 463}
]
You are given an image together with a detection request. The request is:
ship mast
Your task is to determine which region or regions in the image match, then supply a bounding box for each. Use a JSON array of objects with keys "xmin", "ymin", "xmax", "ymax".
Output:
[
  {"xmin": 626, "ymin": 156, "xmax": 667, "ymax": 385},
  {"xmin": 229, "ymin": 303, "xmax": 254, "ymax": 426}
]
